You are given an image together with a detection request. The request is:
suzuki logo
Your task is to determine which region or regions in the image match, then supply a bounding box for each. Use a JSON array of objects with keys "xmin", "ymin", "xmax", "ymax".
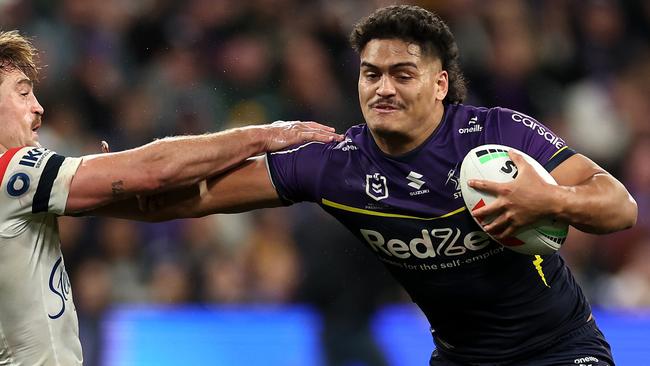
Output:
[
  {"xmin": 366, "ymin": 173, "xmax": 389, "ymax": 201},
  {"xmin": 406, "ymin": 171, "xmax": 425, "ymax": 190}
]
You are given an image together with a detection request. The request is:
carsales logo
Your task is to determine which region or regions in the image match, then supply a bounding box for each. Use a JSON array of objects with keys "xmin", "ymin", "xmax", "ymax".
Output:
[{"xmin": 511, "ymin": 112, "xmax": 565, "ymax": 150}]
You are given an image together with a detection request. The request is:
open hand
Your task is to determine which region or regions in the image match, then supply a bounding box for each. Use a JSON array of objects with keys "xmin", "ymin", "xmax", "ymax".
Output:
[
  {"xmin": 468, "ymin": 150, "xmax": 559, "ymax": 239},
  {"xmin": 261, "ymin": 120, "xmax": 344, "ymax": 152}
]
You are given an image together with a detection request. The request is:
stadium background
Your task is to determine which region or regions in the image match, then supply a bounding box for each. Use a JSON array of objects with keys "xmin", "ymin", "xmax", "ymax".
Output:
[{"xmin": 2, "ymin": 0, "xmax": 649, "ymax": 365}]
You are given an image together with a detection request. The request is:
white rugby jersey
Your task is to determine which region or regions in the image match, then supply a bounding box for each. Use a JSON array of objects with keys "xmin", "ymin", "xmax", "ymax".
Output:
[{"xmin": 0, "ymin": 146, "xmax": 83, "ymax": 366}]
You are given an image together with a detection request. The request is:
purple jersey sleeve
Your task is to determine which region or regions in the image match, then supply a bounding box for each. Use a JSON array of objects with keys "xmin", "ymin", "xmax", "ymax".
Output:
[
  {"xmin": 484, "ymin": 107, "xmax": 575, "ymax": 172},
  {"xmin": 266, "ymin": 141, "xmax": 330, "ymax": 204}
]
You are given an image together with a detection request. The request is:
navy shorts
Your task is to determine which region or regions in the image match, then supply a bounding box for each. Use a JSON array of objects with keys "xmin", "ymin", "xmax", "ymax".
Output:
[{"xmin": 429, "ymin": 319, "xmax": 614, "ymax": 366}]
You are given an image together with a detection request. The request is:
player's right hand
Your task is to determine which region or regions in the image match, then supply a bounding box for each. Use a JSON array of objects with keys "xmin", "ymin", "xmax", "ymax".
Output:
[
  {"xmin": 260, "ymin": 121, "xmax": 344, "ymax": 152},
  {"xmin": 469, "ymin": 150, "xmax": 557, "ymax": 239}
]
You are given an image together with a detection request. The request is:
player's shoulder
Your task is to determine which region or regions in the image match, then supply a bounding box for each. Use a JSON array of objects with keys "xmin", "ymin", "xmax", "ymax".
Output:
[
  {"xmin": 450, "ymin": 103, "xmax": 533, "ymax": 122},
  {"xmin": 452, "ymin": 104, "xmax": 552, "ymax": 136},
  {"xmin": 482, "ymin": 106, "xmax": 544, "ymax": 127},
  {"xmin": 444, "ymin": 103, "xmax": 489, "ymax": 128},
  {"xmin": 1, "ymin": 146, "xmax": 48, "ymax": 176},
  {"xmin": 2, "ymin": 146, "xmax": 55, "ymax": 173},
  {"xmin": 0, "ymin": 146, "xmax": 55, "ymax": 198}
]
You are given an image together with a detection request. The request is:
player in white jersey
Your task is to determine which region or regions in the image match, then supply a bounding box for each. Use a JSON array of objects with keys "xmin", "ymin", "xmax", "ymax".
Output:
[
  {"xmin": 0, "ymin": 147, "xmax": 83, "ymax": 365},
  {"xmin": 0, "ymin": 30, "xmax": 342, "ymax": 365}
]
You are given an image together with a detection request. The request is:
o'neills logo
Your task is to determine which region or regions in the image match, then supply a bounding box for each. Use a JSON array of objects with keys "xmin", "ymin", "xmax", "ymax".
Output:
[
  {"xmin": 458, "ymin": 125, "xmax": 483, "ymax": 134},
  {"xmin": 458, "ymin": 116, "xmax": 483, "ymax": 134}
]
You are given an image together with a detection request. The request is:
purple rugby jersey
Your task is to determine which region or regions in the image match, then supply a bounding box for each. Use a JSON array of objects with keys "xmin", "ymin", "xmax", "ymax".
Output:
[{"xmin": 266, "ymin": 104, "xmax": 589, "ymax": 363}]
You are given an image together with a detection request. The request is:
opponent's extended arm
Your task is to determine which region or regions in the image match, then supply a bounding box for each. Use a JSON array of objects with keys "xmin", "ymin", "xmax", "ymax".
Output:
[
  {"xmin": 65, "ymin": 122, "xmax": 340, "ymax": 214},
  {"xmin": 470, "ymin": 152, "xmax": 637, "ymax": 238},
  {"xmin": 86, "ymin": 156, "xmax": 279, "ymax": 221}
]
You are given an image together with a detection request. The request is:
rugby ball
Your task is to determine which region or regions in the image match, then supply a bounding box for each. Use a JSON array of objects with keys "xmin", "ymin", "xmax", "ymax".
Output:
[{"xmin": 459, "ymin": 144, "xmax": 568, "ymax": 255}]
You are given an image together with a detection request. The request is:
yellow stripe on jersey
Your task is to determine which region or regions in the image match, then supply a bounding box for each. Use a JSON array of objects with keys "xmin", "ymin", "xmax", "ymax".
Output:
[
  {"xmin": 548, "ymin": 146, "xmax": 569, "ymax": 161},
  {"xmin": 533, "ymin": 255, "xmax": 550, "ymax": 288},
  {"xmin": 321, "ymin": 198, "xmax": 466, "ymax": 221}
]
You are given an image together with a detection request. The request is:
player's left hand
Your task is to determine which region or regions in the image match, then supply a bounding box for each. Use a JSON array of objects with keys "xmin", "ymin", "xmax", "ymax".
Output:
[
  {"xmin": 261, "ymin": 120, "xmax": 344, "ymax": 152},
  {"xmin": 468, "ymin": 150, "xmax": 558, "ymax": 239}
]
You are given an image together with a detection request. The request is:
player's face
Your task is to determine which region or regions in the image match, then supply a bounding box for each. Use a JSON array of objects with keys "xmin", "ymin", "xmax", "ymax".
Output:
[
  {"xmin": 0, "ymin": 69, "xmax": 43, "ymax": 151},
  {"xmin": 358, "ymin": 39, "xmax": 448, "ymax": 153}
]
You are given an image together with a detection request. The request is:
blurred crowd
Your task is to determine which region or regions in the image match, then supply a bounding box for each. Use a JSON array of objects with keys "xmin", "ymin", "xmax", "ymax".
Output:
[{"xmin": 2, "ymin": 0, "xmax": 649, "ymax": 365}]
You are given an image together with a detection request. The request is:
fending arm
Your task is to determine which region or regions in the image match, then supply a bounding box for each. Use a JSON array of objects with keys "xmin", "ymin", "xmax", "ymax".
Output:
[
  {"xmin": 86, "ymin": 156, "xmax": 283, "ymax": 221},
  {"xmin": 65, "ymin": 122, "xmax": 339, "ymax": 214}
]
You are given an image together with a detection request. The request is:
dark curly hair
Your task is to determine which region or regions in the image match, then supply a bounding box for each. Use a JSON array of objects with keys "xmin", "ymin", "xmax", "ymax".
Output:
[{"xmin": 350, "ymin": 5, "xmax": 467, "ymax": 104}]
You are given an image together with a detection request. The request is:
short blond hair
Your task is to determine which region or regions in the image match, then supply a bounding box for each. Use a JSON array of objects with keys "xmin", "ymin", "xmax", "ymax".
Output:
[{"xmin": 0, "ymin": 30, "xmax": 39, "ymax": 82}]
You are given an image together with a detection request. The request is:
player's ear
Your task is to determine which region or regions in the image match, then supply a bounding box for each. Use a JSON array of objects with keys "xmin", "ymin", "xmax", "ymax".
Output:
[{"xmin": 435, "ymin": 70, "xmax": 448, "ymax": 101}]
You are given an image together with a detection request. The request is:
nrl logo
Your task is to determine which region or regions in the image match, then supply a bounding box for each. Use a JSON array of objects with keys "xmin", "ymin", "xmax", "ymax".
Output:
[{"xmin": 366, "ymin": 173, "xmax": 389, "ymax": 201}]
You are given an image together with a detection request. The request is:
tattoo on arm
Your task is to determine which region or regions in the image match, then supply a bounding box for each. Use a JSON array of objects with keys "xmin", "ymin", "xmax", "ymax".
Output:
[{"xmin": 111, "ymin": 180, "xmax": 125, "ymax": 199}]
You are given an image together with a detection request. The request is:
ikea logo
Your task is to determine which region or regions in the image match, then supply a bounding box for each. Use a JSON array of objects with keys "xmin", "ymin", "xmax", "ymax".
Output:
[{"xmin": 19, "ymin": 147, "xmax": 46, "ymax": 168}]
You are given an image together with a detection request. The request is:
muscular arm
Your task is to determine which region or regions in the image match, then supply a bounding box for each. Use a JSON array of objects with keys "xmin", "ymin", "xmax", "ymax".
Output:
[
  {"xmin": 87, "ymin": 156, "xmax": 282, "ymax": 221},
  {"xmin": 470, "ymin": 152, "xmax": 637, "ymax": 237},
  {"xmin": 546, "ymin": 154, "xmax": 637, "ymax": 234},
  {"xmin": 65, "ymin": 122, "xmax": 339, "ymax": 214}
]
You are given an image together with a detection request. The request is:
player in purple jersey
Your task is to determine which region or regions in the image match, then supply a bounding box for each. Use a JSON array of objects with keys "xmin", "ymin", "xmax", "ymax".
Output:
[{"xmin": 107, "ymin": 5, "xmax": 637, "ymax": 365}]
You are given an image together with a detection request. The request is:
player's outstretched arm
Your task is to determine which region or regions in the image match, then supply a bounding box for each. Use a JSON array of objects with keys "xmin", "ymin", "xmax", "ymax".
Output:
[
  {"xmin": 470, "ymin": 152, "xmax": 637, "ymax": 238},
  {"xmin": 86, "ymin": 156, "xmax": 280, "ymax": 221},
  {"xmin": 65, "ymin": 121, "xmax": 341, "ymax": 214}
]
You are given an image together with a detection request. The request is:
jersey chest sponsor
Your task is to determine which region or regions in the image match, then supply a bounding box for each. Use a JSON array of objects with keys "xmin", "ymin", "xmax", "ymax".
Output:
[
  {"xmin": 358, "ymin": 226, "xmax": 505, "ymax": 273},
  {"xmin": 360, "ymin": 227, "xmax": 492, "ymax": 260}
]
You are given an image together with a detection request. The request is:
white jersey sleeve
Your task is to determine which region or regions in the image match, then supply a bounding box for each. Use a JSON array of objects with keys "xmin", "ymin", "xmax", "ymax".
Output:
[{"xmin": 0, "ymin": 147, "xmax": 81, "ymax": 236}]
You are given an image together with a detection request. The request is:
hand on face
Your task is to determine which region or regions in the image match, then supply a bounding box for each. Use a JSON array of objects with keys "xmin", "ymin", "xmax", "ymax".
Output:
[{"xmin": 468, "ymin": 150, "xmax": 560, "ymax": 239}]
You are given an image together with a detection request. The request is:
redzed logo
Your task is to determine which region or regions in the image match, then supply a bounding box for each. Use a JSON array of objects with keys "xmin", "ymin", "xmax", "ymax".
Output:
[{"xmin": 360, "ymin": 227, "xmax": 491, "ymax": 259}]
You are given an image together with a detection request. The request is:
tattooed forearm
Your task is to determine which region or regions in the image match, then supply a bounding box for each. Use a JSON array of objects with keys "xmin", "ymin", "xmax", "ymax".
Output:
[{"xmin": 111, "ymin": 180, "xmax": 125, "ymax": 198}]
